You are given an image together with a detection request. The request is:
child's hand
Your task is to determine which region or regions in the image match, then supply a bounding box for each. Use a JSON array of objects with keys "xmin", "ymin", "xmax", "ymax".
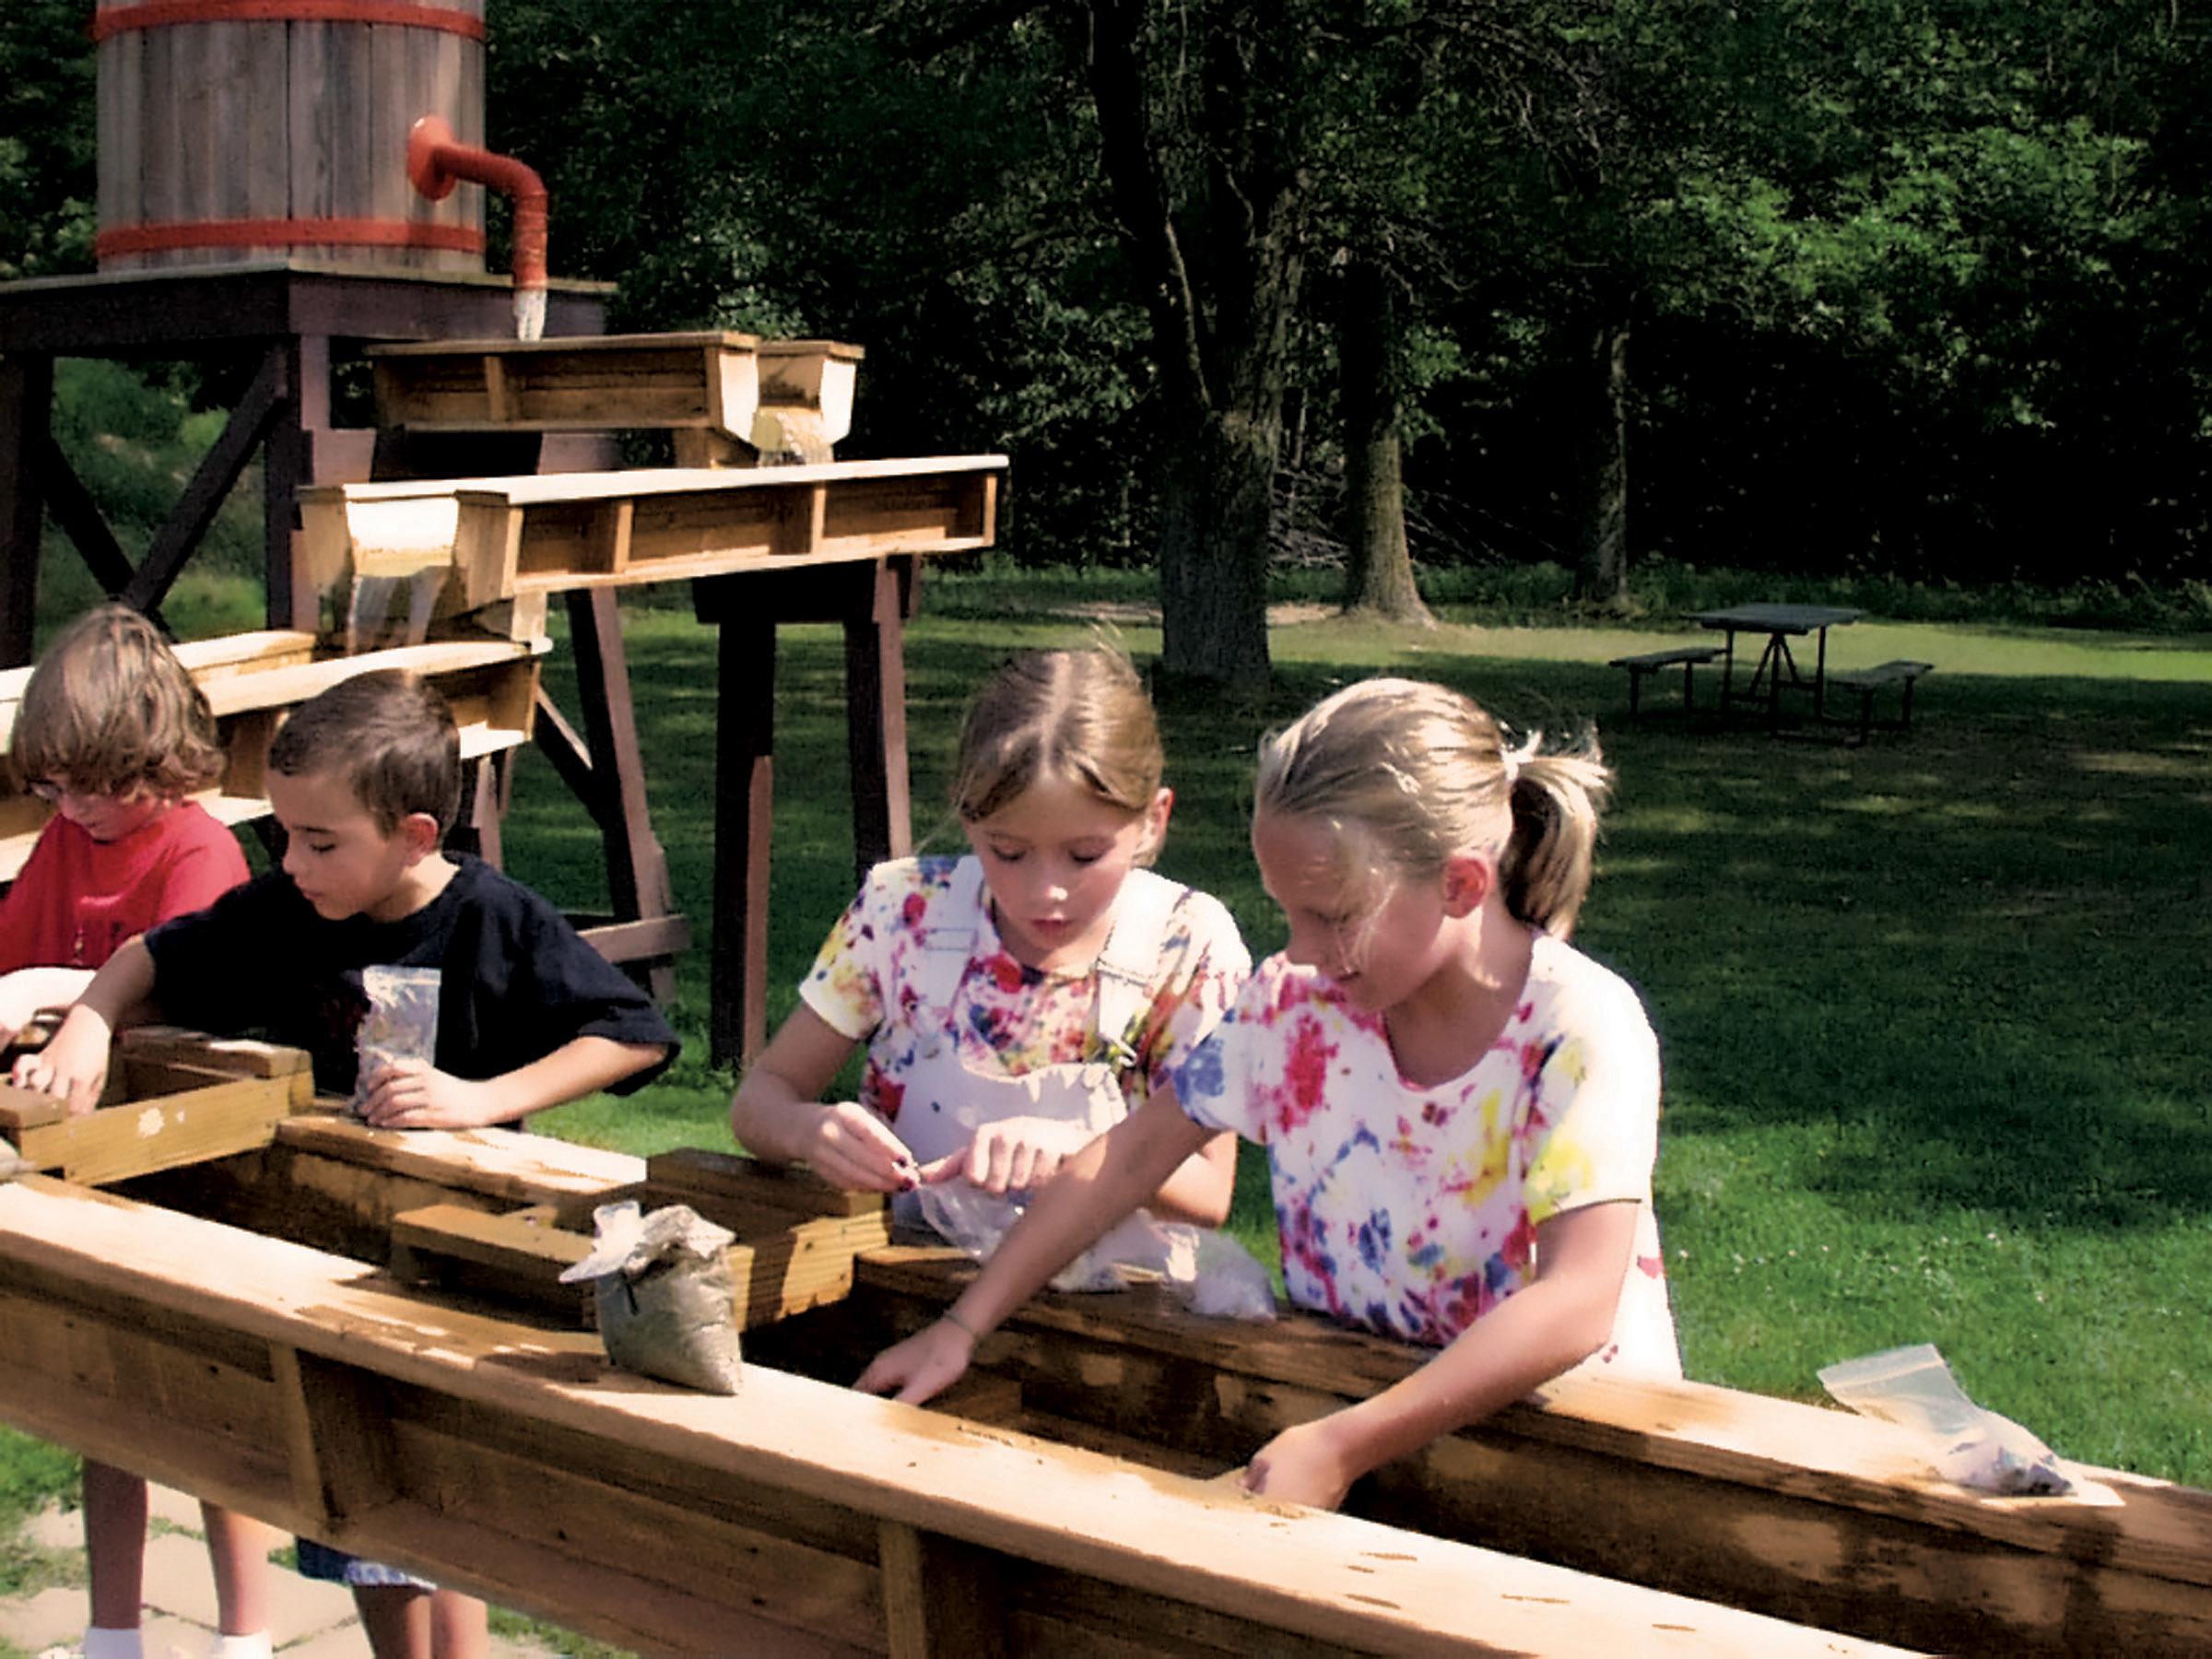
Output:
[
  {"xmin": 1241, "ymin": 1418, "xmax": 1357, "ymax": 1511},
  {"xmin": 853, "ymin": 1316, "xmax": 975, "ymax": 1405},
  {"xmin": 800, "ymin": 1100, "xmax": 920, "ymax": 1194},
  {"xmin": 916, "ymin": 1115, "xmax": 1095, "ymax": 1196},
  {"xmin": 8, "ymin": 1014, "xmax": 110, "ymax": 1118},
  {"xmin": 356, "ymin": 1059, "xmax": 505, "ymax": 1130}
]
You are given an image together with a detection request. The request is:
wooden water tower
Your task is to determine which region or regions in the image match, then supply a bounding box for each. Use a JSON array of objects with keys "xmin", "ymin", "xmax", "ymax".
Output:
[{"xmin": 0, "ymin": 0, "xmax": 608, "ymax": 665}]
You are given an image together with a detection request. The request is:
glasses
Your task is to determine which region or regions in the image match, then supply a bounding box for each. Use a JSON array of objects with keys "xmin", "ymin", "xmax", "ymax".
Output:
[{"xmin": 25, "ymin": 779, "xmax": 123, "ymax": 806}]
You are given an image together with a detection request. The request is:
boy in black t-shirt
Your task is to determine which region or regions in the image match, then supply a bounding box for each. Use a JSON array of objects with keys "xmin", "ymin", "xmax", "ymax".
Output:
[
  {"xmin": 21, "ymin": 667, "xmax": 675, "ymax": 1122},
  {"xmin": 18, "ymin": 667, "xmax": 677, "ymax": 1658}
]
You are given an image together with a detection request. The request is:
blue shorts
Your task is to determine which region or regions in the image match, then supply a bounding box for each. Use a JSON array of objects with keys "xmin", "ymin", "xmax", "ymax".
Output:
[{"xmin": 294, "ymin": 1537, "xmax": 435, "ymax": 1590}]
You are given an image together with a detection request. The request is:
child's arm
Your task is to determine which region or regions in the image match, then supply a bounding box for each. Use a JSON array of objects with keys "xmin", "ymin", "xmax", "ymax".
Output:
[
  {"xmin": 1143, "ymin": 1130, "xmax": 1236, "ymax": 1225},
  {"xmin": 6, "ymin": 937, "xmax": 162, "ymax": 1114},
  {"xmin": 729, "ymin": 1006, "xmax": 915, "ymax": 1192},
  {"xmin": 1240, "ymin": 1201, "xmax": 1640, "ymax": 1509},
  {"xmin": 354, "ymin": 1034, "xmax": 669, "ymax": 1131},
  {"xmin": 0, "ymin": 967, "xmax": 95, "ymax": 1049},
  {"xmin": 857, "ymin": 1088, "xmax": 1213, "ymax": 1403},
  {"xmin": 922, "ymin": 1121, "xmax": 1234, "ymax": 1226}
]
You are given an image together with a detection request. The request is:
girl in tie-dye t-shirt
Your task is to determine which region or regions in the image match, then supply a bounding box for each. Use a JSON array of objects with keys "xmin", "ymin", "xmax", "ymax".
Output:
[{"xmin": 860, "ymin": 677, "xmax": 1678, "ymax": 1514}]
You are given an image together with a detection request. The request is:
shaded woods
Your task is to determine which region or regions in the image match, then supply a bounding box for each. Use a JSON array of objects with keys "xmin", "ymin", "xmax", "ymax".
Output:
[{"xmin": 5, "ymin": 1, "xmax": 2209, "ymax": 681}]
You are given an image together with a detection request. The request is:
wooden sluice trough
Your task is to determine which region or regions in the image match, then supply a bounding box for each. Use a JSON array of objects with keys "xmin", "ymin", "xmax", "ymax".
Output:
[
  {"xmin": 298, "ymin": 456, "xmax": 1003, "ymax": 626},
  {"xmin": 1, "ymin": 1042, "xmax": 2206, "ymax": 1654}
]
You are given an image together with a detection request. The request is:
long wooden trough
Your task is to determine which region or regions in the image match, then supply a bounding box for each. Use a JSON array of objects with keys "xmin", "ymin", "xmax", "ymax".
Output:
[
  {"xmin": 297, "ymin": 456, "xmax": 1005, "ymax": 641},
  {"xmin": 3, "ymin": 1059, "xmax": 2207, "ymax": 1654}
]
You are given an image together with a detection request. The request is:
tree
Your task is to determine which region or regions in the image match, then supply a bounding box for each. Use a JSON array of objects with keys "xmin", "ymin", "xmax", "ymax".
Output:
[
  {"xmin": 0, "ymin": 0, "xmax": 95, "ymax": 280},
  {"xmin": 1082, "ymin": 0, "xmax": 1316, "ymax": 687}
]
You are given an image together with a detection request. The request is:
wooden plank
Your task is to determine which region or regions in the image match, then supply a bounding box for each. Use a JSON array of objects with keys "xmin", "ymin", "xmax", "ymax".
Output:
[
  {"xmin": 0, "ymin": 1068, "xmax": 306, "ymax": 1186},
  {"xmin": 388, "ymin": 1201, "xmax": 593, "ymax": 1318},
  {"xmin": 117, "ymin": 1026, "xmax": 312, "ymax": 1079},
  {"xmin": 273, "ymin": 1117, "xmax": 647, "ymax": 1206},
  {"xmin": 822, "ymin": 1249, "xmax": 2212, "ymax": 1657},
  {"xmin": 0, "ymin": 1180, "xmax": 1911, "ymax": 1658},
  {"xmin": 646, "ymin": 1147, "xmax": 889, "ymax": 1221}
]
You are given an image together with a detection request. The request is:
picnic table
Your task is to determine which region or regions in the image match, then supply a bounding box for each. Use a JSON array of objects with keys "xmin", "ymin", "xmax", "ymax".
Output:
[{"xmin": 1692, "ymin": 603, "xmax": 1866, "ymax": 725}]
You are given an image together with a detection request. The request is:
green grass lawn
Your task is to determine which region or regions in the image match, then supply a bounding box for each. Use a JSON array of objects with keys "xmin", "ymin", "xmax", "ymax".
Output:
[{"xmin": 4, "ymin": 576, "xmax": 2207, "ymax": 1606}]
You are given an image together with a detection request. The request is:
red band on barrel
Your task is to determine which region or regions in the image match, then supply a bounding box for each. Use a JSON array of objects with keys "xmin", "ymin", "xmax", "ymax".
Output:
[
  {"xmin": 95, "ymin": 218, "xmax": 487, "ymax": 257},
  {"xmin": 91, "ymin": 2, "xmax": 484, "ymax": 43}
]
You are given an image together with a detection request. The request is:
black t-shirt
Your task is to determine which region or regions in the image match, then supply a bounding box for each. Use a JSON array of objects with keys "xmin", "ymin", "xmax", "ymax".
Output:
[{"xmin": 144, "ymin": 854, "xmax": 677, "ymax": 1103}]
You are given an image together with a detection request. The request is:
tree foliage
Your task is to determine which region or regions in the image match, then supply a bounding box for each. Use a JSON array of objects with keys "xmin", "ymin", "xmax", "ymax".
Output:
[{"xmin": 3, "ymin": 1, "xmax": 2206, "ymax": 681}]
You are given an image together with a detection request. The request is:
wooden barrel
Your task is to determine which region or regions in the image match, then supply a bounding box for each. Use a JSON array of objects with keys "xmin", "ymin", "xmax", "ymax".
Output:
[{"xmin": 94, "ymin": 0, "xmax": 487, "ymax": 273}]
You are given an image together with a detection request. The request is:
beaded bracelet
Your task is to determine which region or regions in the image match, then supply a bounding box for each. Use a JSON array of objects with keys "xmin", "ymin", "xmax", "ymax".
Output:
[{"xmin": 939, "ymin": 1306, "xmax": 984, "ymax": 1345}]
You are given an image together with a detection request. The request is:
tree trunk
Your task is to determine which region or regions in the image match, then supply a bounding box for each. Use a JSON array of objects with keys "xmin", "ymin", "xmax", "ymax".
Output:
[
  {"xmin": 1573, "ymin": 317, "xmax": 1632, "ymax": 606},
  {"xmin": 1086, "ymin": 0, "xmax": 1302, "ymax": 690},
  {"xmin": 1157, "ymin": 408, "xmax": 1275, "ymax": 687},
  {"xmin": 1338, "ymin": 255, "xmax": 1432, "ymax": 624}
]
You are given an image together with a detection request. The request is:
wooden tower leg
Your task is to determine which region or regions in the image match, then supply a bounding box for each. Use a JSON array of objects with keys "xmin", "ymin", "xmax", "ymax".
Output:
[
  {"xmin": 0, "ymin": 355, "xmax": 53, "ymax": 667},
  {"xmin": 843, "ymin": 557, "xmax": 915, "ymax": 880},
  {"xmin": 567, "ymin": 589, "xmax": 678, "ymax": 1006},
  {"xmin": 712, "ymin": 609, "xmax": 777, "ymax": 1068}
]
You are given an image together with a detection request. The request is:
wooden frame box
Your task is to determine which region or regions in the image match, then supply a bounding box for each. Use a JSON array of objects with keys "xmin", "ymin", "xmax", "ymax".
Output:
[{"xmin": 0, "ymin": 1027, "xmax": 311, "ymax": 1186}]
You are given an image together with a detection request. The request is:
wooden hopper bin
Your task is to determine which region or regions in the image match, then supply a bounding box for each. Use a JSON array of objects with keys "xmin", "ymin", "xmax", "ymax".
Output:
[{"xmin": 368, "ymin": 332, "xmax": 864, "ymax": 465}]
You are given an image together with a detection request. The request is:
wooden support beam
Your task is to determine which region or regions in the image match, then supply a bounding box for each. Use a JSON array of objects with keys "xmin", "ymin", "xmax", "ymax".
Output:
[
  {"xmin": 125, "ymin": 346, "xmax": 289, "ymax": 615},
  {"xmin": 879, "ymin": 1519, "xmax": 1009, "ymax": 1659},
  {"xmin": 0, "ymin": 1178, "xmax": 1911, "ymax": 1658},
  {"xmin": 34, "ymin": 430, "xmax": 149, "ymax": 608}
]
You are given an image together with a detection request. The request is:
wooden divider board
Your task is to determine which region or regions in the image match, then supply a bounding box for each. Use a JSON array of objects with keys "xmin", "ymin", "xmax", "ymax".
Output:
[
  {"xmin": 0, "ymin": 1176, "xmax": 1911, "ymax": 1658},
  {"xmin": 367, "ymin": 333, "xmax": 864, "ymax": 465},
  {"xmin": 0, "ymin": 1029, "xmax": 312, "ymax": 1185},
  {"xmin": 388, "ymin": 1161, "xmax": 893, "ymax": 1330},
  {"xmin": 0, "ymin": 633, "xmax": 543, "ymax": 883},
  {"xmin": 295, "ymin": 456, "xmax": 1004, "ymax": 629},
  {"xmin": 759, "ymin": 1247, "xmax": 2212, "ymax": 1657}
]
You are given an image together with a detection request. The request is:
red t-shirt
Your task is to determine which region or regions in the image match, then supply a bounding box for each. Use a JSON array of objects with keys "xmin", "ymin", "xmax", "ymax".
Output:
[{"xmin": 0, "ymin": 802, "xmax": 250, "ymax": 972}]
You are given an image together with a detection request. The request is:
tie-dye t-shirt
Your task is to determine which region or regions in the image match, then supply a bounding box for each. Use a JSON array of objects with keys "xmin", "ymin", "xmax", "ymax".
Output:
[
  {"xmin": 1172, "ymin": 933, "xmax": 1678, "ymax": 1371},
  {"xmin": 799, "ymin": 856, "xmax": 1250, "ymax": 1129}
]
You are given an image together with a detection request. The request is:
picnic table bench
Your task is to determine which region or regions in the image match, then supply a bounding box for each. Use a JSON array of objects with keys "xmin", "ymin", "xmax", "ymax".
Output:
[
  {"xmin": 1827, "ymin": 659, "xmax": 1935, "ymax": 743},
  {"xmin": 1608, "ymin": 644, "xmax": 1723, "ymax": 721}
]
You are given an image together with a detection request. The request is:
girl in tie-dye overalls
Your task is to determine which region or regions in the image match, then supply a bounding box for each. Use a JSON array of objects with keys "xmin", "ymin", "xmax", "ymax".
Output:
[{"xmin": 730, "ymin": 648, "xmax": 1249, "ymax": 1268}]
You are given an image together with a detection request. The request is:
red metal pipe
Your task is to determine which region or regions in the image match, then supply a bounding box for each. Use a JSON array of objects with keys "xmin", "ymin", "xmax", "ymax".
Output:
[{"xmin": 406, "ymin": 115, "xmax": 549, "ymax": 337}]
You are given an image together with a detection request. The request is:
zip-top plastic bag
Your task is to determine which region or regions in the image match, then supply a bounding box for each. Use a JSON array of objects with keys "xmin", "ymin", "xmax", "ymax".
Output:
[
  {"xmin": 350, "ymin": 965, "xmax": 440, "ymax": 1119},
  {"xmin": 1818, "ymin": 1343, "xmax": 2071, "ymax": 1496}
]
